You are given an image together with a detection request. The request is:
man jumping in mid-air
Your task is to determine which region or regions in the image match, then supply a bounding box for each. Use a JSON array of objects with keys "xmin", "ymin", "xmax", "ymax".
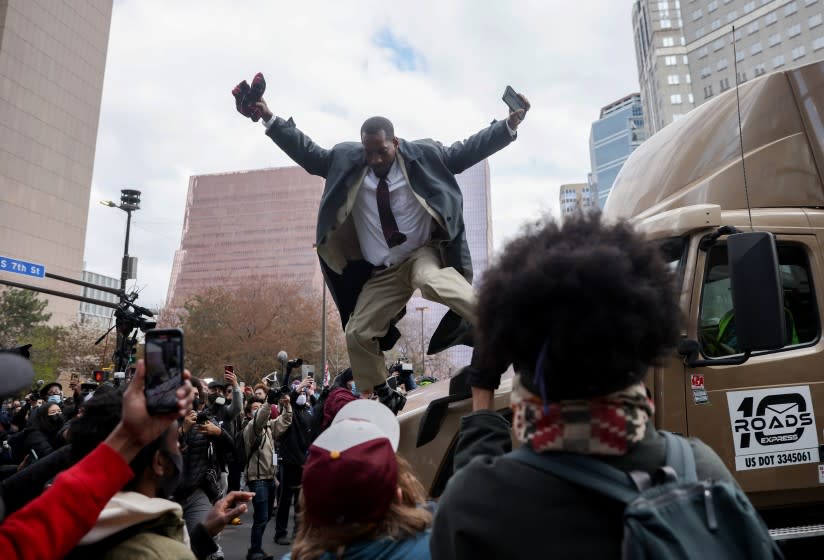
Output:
[{"xmin": 234, "ymin": 76, "xmax": 529, "ymax": 413}]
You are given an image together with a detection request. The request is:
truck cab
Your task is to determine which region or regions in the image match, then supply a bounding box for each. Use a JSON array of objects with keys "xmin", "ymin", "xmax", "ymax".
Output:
[{"xmin": 398, "ymin": 60, "xmax": 824, "ymax": 543}]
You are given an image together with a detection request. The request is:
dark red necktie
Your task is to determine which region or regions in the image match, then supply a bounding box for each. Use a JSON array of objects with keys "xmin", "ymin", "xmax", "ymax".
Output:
[{"xmin": 376, "ymin": 177, "xmax": 407, "ymax": 248}]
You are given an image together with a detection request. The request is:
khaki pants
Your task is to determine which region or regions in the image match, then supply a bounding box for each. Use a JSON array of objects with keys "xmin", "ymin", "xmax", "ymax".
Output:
[{"xmin": 345, "ymin": 244, "xmax": 476, "ymax": 389}]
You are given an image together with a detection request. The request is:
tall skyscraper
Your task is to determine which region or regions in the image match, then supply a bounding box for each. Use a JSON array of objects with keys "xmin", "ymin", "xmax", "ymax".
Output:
[
  {"xmin": 588, "ymin": 94, "xmax": 646, "ymax": 208},
  {"xmin": 402, "ymin": 160, "xmax": 492, "ymax": 374},
  {"xmin": 634, "ymin": 0, "xmax": 824, "ymax": 136},
  {"xmin": 165, "ymin": 167, "xmax": 325, "ymax": 309},
  {"xmin": 0, "ymin": 1, "xmax": 113, "ymax": 324},
  {"xmin": 558, "ymin": 183, "xmax": 597, "ymax": 223}
]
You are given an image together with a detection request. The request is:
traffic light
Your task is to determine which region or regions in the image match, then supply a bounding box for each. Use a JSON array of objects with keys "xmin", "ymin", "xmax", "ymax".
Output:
[{"xmin": 93, "ymin": 370, "xmax": 107, "ymax": 383}]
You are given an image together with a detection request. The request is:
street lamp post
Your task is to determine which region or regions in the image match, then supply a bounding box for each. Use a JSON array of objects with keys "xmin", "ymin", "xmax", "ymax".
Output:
[
  {"xmin": 99, "ymin": 190, "xmax": 141, "ymax": 370},
  {"xmin": 415, "ymin": 306, "xmax": 428, "ymax": 378},
  {"xmin": 100, "ymin": 189, "xmax": 141, "ymax": 294}
]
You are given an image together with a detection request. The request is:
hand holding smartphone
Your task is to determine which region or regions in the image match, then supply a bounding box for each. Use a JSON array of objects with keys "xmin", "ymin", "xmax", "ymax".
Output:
[
  {"xmin": 502, "ymin": 85, "xmax": 528, "ymax": 120},
  {"xmin": 144, "ymin": 328, "xmax": 184, "ymax": 415}
]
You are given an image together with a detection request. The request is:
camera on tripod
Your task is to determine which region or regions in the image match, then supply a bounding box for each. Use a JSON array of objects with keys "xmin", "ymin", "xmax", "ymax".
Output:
[{"xmin": 114, "ymin": 294, "xmax": 157, "ymax": 334}]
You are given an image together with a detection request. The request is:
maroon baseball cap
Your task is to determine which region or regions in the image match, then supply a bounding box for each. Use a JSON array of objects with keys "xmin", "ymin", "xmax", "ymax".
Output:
[{"xmin": 302, "ymin": 401, "xmax": 399, "ymax": 525}]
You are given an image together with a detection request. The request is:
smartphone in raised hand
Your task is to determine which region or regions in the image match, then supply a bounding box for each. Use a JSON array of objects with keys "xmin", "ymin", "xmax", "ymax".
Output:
[
  {"xmin": 502, "ymin": 85, "xmax": 528, "ymax": 118},
  {"xmin": 144, "ymin": 328, "xmax": 184, "ymax": 415}
]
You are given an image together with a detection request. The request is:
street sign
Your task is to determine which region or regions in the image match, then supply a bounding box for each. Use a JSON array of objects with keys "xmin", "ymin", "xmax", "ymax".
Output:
[{"xmin": 0, "ymin": 256, "xmax": 46, "ymax": 278}]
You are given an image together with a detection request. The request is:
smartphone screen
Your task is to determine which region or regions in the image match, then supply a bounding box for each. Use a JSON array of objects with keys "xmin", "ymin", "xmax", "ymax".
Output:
[{"xmin": 144, "ymin": 328, "xmax": 184, "ymax": 415}]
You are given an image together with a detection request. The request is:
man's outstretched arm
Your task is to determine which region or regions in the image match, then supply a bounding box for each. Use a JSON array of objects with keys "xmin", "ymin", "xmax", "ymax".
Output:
[
  {"xmin": 255, "ymin": 99, "xmax": 333, "ymax": 178},
  {"xmin": 440, "ymin": 93, "xmax": 530, "ymax": 174}
]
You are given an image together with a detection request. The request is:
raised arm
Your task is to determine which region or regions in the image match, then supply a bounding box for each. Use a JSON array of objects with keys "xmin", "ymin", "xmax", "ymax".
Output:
[
  {"xmin": 439, "ymin": 92, "xmax": 530, "ymax": 174},
  {"xmin": 255, "ymin": 98, "xmax": 332, "ymax": 177}
]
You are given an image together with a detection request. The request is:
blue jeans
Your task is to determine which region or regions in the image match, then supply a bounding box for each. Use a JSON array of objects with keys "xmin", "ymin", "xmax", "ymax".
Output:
[{"xmin": 248, "ymin": 479, "xmax": 275, "ymax": 553}]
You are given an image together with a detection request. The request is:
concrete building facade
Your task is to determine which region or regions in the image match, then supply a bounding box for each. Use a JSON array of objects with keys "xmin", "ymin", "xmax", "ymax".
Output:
[
  {"xmin": 0, "ymin": 1, "xmax": 113, "ymax": 324},
  {"xmin": 165, "ymin": 167, "xmax": 325, "ymax": 309},
  {"xmin": 634, "ymin": 0, "xmax": 824, "ymax": 136},
  {"xmin": 559, "ymin": 183, "xmax": 597, "ymax": 223},
  {"xmin": 589, "ymin": 93, "xmax": 646, "ymax": 208}
]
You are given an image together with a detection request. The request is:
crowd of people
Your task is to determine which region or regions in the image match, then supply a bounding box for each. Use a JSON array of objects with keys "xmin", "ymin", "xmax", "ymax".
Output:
[{"xmin": 0, "ymin": 214, "xmax": 784, "ymax": 559}]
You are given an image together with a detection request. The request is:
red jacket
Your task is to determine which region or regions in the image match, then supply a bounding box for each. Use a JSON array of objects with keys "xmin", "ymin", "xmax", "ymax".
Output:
[{"xmin": 0, "ymin": 443, "xmax": 133, "ymax": 560}]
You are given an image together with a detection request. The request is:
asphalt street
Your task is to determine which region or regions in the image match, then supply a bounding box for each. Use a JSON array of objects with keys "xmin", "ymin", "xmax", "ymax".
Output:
[{"xmin": 218, "ymin": 506, "xmax": 293, "ymax": 560}]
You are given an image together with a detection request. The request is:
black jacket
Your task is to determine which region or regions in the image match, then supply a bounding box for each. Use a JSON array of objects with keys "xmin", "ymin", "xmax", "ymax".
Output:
[
  {"xmin": 277, "ymin": 391, "xmax": 320, "ymax": 465},
  {"xmin": 431, "ymin": 410, "xmax": 737, "ymax": 560},
  {"xmin": 176, "ymin": 417, "xmax": 233, "ymax": 499}
]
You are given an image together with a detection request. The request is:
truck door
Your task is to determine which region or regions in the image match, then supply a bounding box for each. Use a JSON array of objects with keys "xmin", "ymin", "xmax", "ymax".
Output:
[{"xmin": 686, "ymin": 233, "xmax": 824, "ymax": 506}]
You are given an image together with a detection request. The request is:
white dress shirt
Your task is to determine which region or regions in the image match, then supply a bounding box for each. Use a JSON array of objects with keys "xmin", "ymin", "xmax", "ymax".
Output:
[{"xmin": 351, "ymin": 159, "xmax": 434, "ymax": 268}]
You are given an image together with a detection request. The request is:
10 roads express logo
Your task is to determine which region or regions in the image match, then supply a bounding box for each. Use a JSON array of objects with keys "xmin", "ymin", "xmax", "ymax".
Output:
[
  {"xmin": 726, "ymin": 386, "xmax": 819, "ymax": 471},
  {"xmin": 734, "ymin": 393, "xmax": 813, "ymax": 447}
]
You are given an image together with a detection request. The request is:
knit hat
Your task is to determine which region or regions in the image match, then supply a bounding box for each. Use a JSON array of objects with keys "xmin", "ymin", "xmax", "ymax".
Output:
[
  {"xmin": 302, "ymin": 400, "xmax": 399, "ymax": 525},
  {"xmin": 321, "ymin": 387, "xmax": 358, "ymax": 431}
]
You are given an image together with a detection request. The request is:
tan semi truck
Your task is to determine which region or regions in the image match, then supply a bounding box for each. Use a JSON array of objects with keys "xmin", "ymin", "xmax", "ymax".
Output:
[{"xmin": 397, "ymin": 59, "xmax": 824, "ymax": 543}]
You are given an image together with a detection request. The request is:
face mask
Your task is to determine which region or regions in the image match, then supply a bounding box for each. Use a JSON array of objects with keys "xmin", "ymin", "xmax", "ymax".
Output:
[
  {"xmin": 296, "ymin": 394, "xmax": 307, "ymax": 407},
  {"xmin": 207, "ymin": 394, "xmax": 225, "ymax": 406},
  {"xmin": 47, "ymin": 395, "xmax": 62, "ymax": 404},
  {"xmin": 192, "ymin": 397, "xmax": 201, "ymax": 410},
  {"xmin": 351, "ymin": 382, "xmax": 358, "ymax": 396},
  {"xmin": 159, "ymin": 449, "xmax": 183, "ymax": 499},
  {"xmin": 47, "ymin": 414, "xmax": 64, "ymax": 430}
]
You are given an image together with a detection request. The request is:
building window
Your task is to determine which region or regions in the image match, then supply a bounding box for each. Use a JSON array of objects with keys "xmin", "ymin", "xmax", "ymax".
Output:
[
  {"xmin": 665, "ymin": 55, "xmax": 678, "ymax": 65},
  {"xmin": 773, "ymin": 54, "xmax": 785, "ymax": 67},
  {"xmin": 686, "ymin": 73, "xmax": 692, "ymax": 83},
  {"xmin": 658, "ymin": 1, "xmax": 669, "ymax": 10},
  {"xmin": 750, "ymin": 42, "xmax": 763, "ymax": 54},
  {"xmin": 701, "ymin": 66, "xmax": 712, "ymax": 78},
  {"xmin": 754, "ymin": 63, "xmax": 767, "ymax": 76},
  {"xmin": 708, "ymin": 0, "xmax": 718, "ymax": 12},
  {"xmin": 688, "ymin": 93, "xmax": 694, "ymax": 103},
  {"xmin": 704, "ymin": 84, "xmax": 714, "ymax": 98},
  {"xmin": 814, "ymin": 36, "xmax": 824, "ymax": 50},
  {"xmin": 720, "ymin": 77, "xmax": 731, "ymax": 91},
  {"xmin": 737, "ymin": 70, "xmax": 748, "ymax": 83},
  {"xmin": 692, "ymin": 8, "xmax": 703, "ymax": 20},
  {"xmin": 661, "ymin": 18, "xmax": 672, "ymax": 28},
  {"xmin": 765, "ymin": 11, "xmax": 778, "ymax": 25},
  {"xmin": 744, "ymin": 1, "xmax": 756, "ymax": 13},
  {"xmin": 713, "ymin": 38, "xmax": 725, "ymax": 51},
  {"xmin": 786, "ymin": 1, "xmax": 799, "ymax": 15},
  {"xmin": 734, "ymin": 28, "xmax": 743, "ymax": 41},
  {"xmin": 747, "ymin": 21, "xmax": 759, "ymax": 34},
  {"xmin": 711, "ymin": 18, "xmax": 721, "ymax": 30},
  {"xmin": 683, "ymin": 55, "xmax": 689, "ymax": 64},
  {"xmin": 788, "ymin": 23, "xmax": 802, "ymax": 37},
  {"xmin": 695, "ymin": 27, "xmax": 706, "ymax": 39},
  {"xmin": 698, "ymin": 46, "xmax": 709, "ymax": 58},
  {"xmin": 717, "ymin": 57, "xmax": 728, "ymax": 70},
  {"xmin": 668, "ymin": 74, "xmax": 681, "ymax": 84},
  {"xmin": 810, "ymin": 13, "xmax": 823, "ymax": 28},
  {"xmin": 768, "ymin": 33, "xmax": 782, "ymax": 46},
  {"xmin": 793, "ymin": 45, "xmax": 807, "ymax": 59},
  {"xmin": 727, "ymin": 10, "xmax": 738, "ymax": 22},
  {"xmin": 663, "ymin": 36, "xmax": 675, "ymax": 46},
  {"xmin": 736, "ymin": 49, "xmax": 745, "ymax": 61},
  {"xmin": 671, "ymin": 94, "xmax": 683, "ymax": 104}
]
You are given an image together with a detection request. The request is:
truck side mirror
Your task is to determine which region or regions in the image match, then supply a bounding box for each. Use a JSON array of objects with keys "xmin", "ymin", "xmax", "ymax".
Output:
[{"xmin": 727, "ymin": 232, "xmax": 786, "ymax": 352}]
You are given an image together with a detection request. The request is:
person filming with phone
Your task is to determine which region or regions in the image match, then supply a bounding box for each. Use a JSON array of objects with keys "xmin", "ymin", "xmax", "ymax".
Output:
[{"xmin": 233, "ymin": 75, "xmax": 529, "ymax": 415}]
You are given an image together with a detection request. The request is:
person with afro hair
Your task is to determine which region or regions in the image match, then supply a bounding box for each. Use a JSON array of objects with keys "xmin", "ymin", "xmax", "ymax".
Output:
[{"xmin": 431, "ymin": 213, "xmax": 737, "ymax": 559}]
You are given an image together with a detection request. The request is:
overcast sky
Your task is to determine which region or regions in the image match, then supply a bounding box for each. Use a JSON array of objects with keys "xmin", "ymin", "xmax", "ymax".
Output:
[{"xmin": 83, "ymin": 0, "xmax": 640, "ymax": 309}]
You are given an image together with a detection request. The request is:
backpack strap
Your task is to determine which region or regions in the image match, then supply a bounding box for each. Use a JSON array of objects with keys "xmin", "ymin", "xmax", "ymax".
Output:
[
  {"xmin": 507, "ymin": 446, "xmax": 641, "ymax": 504},
  {"xmin": 660, "ymin": 431, "xmax": 698, "ymax": 483}
]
